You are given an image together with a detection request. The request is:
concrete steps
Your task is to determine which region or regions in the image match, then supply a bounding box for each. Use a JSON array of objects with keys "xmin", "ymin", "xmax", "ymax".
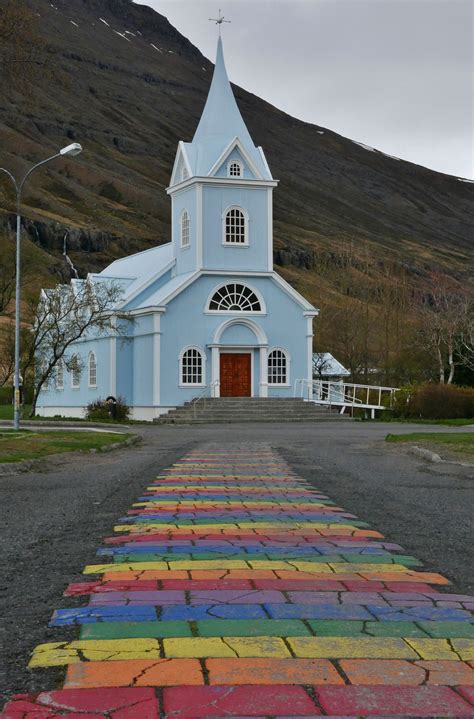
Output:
[{"xmin": 154, "ymin": 397, "xmax": 349, "ymax": 424}]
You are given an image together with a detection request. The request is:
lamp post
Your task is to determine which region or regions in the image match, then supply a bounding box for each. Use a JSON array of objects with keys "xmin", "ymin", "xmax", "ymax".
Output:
[{"xmin": 0, "ymin": 143, "xmax": 83, "ymax": 430}]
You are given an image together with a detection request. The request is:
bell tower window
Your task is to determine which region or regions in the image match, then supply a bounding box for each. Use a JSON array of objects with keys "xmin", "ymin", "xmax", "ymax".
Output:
[
  {"xmin": 224, "ymin": 207, "xmax": 247, "ymax": 245},
  {"xmin": 227, "ymin": 160, "xmax": 243, "ymax": 178},
  {"xmin": 181, "ymin": 210, "xmax": 190, "ymax": 247}
]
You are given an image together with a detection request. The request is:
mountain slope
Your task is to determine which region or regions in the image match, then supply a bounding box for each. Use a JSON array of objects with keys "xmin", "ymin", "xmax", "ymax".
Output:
[{"xmin": 0, "ymin": 0, "xmax": 472, "ymax": 380}]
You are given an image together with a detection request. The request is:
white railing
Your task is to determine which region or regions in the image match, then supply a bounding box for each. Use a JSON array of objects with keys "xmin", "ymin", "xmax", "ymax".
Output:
[
  {"xmin": 294, "ymin": 379, "xmax": 399, "ymax": 417},
  {"xmin": 191, "ymin": 380, "xmax": 219, "ymax": 419}
]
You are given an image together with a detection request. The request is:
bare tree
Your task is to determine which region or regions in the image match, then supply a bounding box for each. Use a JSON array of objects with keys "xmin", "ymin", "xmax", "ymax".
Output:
[
  {"xmin": 312, "ymin": 353, "xmax": 333, "ymax": 380},
  {"xmin": 21, "ymin": 278, "xmax": 128, "ymax": 415},
  {"xmin": 415, "ymin": 274, "xmax": 474, "ymax": 384}
]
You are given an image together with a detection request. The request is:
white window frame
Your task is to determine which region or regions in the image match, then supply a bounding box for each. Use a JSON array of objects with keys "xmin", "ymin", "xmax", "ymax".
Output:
[
  {"xmin": 227, "ymin": 159, "xmax": 243, "ymax": 178},
  {"xmin": 206, "ymin": 282, "xmax": 265, "ymax": 314},
  {"xmin": 88, "ymin": 351, "xmax": 97, "ymax": 388},
  {"xmin": 181, "ymin": 165, "xmax": 189, "ymax": 182},
  {"xmin": 222, "ymin": 205, "xmax": 249, "ymax": 246},
  {"xmin": 56, "ymin": 359, "xmax": 64, "ymax": 390},
  {"xmin": 70, "ymin": 354, "xmax": 81, "ymax": 389},
  {"xmin": 179, "ymin": 346, "xmax": 206, "ymax": 387},
  {"xmin": 181, "ymin": 209, "xmax": 190, "ymax": 248},
  {"xmin": 267, "ymin": 347, "xmax": 290, "ymax": 386}
]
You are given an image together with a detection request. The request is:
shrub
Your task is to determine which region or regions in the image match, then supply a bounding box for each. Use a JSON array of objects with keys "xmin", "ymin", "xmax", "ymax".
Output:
[
  {"xmin": 392, "ymin": 383, "xmax": 474, "ymax": 420},
  {"xmin": 85, "ymin": 396, "xmax": 130, "ymax": 422}
]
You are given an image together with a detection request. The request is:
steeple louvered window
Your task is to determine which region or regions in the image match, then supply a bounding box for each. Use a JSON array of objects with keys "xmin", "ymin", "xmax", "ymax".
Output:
[
  {"xmin": 224, "ymin": 207, "xmax": 247, "ymax": 245},
  {"xmin": 208, "ymin": 283, "xmax": 261, "ymax": 312}
]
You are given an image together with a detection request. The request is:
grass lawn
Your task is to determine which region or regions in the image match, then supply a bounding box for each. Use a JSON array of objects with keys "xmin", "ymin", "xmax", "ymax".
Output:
[
  {"xmin": 0, "ymin": 430, "xmax": 131, "ymax": 463},
  {"xmin": 372, "ymin": 415, "xmax": 474, "ymax": 426},
  {"xmin": 386, "ymin": 431, "xmax": 474, "ymax": 461}
]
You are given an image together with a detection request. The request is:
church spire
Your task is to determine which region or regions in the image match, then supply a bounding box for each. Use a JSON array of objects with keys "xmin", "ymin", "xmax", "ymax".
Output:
[{"xmin": 186, "ymin": 36, "xmax": 271, "ymax": 179}]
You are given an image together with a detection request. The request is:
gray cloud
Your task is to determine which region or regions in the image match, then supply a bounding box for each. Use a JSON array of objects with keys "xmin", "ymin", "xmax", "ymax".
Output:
[{"xmin": 134, "ymin": 0, "xmax": 473, "ymax": 178}]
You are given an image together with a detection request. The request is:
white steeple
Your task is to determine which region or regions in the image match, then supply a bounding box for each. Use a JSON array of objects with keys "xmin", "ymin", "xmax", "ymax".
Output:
[{"xmin": 176, "ymin": 36, "xmax": 272, "ymax": 181}]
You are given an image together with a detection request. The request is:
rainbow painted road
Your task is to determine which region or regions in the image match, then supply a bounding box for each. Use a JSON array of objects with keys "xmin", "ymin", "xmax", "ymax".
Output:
[{"xmin": 2, "ymin": 444, "xmax": 474, "ymax": 718}]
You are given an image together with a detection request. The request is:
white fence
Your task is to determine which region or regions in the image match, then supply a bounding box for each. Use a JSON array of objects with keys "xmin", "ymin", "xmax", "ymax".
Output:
[{"xmin": 294, "ymin": 379, "xmax": 399, "ymax": 417}]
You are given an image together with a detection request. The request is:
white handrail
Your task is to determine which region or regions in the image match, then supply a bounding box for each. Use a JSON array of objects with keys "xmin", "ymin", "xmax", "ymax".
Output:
[
  {"xmin": 294, "ymin": 379, "xmax": 399, "ymax": 415},
  {"xmin": 191, "ymin": 380, "xmax": 219, "ymax": 418}
]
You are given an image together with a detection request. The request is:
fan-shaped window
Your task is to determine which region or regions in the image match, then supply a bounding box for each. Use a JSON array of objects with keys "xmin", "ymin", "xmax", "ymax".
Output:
[
  {"xmin": 88, "ymin": 351, "xmax": 97, "ymax": 387},
  {"xmin": 180, "ymin": 347, "xmax": 204, "ymax": 385},
  {"xmin": 224, "ymin": 207, "xmax": 247, "ymax": 244},
  {"xmin": 268, "ymin": 349, "xmax": 288, "ymax": 385},
  {"xmin": 56, "ymin": 360, "xmax": 64, "ymax": 390},
  {"xmin": 208, "ymin": 283, "xmax": 261, "ymax": 312},
  {"xmin": 181, "ymin": 210, "xmax": 190, "ymax": 247},
  {"xmin": 70, "ymin": 354, "xmax": 81, "ymax": 389},
  {"xmin": 227, "ymin": 161, "xmax": 243, "ymax": 178}
]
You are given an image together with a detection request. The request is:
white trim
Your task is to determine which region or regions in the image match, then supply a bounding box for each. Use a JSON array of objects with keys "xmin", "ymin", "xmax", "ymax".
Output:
[
  {"xmin": 267, "ymin": 189, "xmax": 273, "ymax": 271},
  {"xmin": 153, "ymin": 314, "xmax": 161, "ymax": 405},
  {"xmin": 270, "ymin": 272, "xmax": 318, "ymax": 312},
  {"xmin": 207, "ymin": 137, "xmax": 263, "ymax": 180},
  {"xmin": 180, "ymin": 208, "xmax": 190, "ymax": 248},
  {"xmin": 258, "ymin": 146, "xmax": 274, "ymax": 180},
  {"xmin": 267, "ymin": 346, "xmax": 291, "ymax": 387},
  {"xmin": 119, "ymin": 259, "xmax": 175, "ymax": 308},
  {"xmin": 213, "ymin": 318, "xmax": 268, "ymax": 346},
  {"xmin": 109, "ymin": 336, "xmax": 117, "ymax": 397},
  {"xmin": 196, "ymin": 183, "xmax": 203, "ymax": 270},
  {"xmin": 259, "ymin": 346, "xmax": 268, "ymax": 397},
  {"xmin": 178, "ymin": 345, "xmax": 206, "ymax": 387},
  {"xmin": 167, "ymin": 177, "xmax": 278, "ymax": 194},
  {"xmin": 227, "ymin": 159, "xmax": 243, "ymax": 178},
  {"xmin": 222, "ymin": 205, "xmax": 249, "ymax": 247},
  {"xmin": 306, "ymin": 316, "xmax": 314, "ymax": 388},
  {"xmin": 205, "ymin": 280, "xmax": 266, "ymax": 314},
  {"xmin": 88, "ymin": 351, "xmax": 97, "ymax": 388}
]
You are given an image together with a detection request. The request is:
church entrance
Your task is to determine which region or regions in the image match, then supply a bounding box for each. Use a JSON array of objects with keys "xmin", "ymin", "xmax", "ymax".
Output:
[{"xmin": 220, "ymin": 353, "xmax": 251, "ymax": 397}]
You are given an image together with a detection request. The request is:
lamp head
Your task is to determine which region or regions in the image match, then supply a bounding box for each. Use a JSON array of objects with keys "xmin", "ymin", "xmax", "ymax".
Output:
[{"xmin": 60, "ymin": 143, "xmax": 83, "ymax": 157}]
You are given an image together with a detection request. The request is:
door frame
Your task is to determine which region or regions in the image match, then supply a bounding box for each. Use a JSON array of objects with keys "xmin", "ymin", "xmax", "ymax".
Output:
[{"xmin": 218, "ymin": 348, "xmax": 254, "ymax": 397}]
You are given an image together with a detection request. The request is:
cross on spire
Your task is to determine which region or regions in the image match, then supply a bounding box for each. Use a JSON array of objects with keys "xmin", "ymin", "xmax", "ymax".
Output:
[{"xmin": 209, "ymin": 9, "xmax": 231, "ymax": 35}]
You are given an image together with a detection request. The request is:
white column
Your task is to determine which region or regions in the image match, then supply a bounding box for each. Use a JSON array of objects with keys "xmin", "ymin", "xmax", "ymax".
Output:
[
  {"xmin": 109, "ymin": 336, "xmax": 117, "ymax": 397},
  {"xmin": 196, "ymin": 183, "xmax": 203, "ymax": 270},
  {"xmin": 306, "ymin": 315, "xmax": 314, "ymax": 400},
  {"xmin": 153, "ymin": 314, "xmax": 161, "ymax": 407},
  {"xmin": 259, "ymin": 346, "xmax": 268, "ymax": 397},
  {"xmin": 211, "ymin": 346, "xmax": 220, "ymax": 397}
]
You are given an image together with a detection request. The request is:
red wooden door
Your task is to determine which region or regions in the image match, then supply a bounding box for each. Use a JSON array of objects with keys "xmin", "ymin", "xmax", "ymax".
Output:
[{"xmin": 220, "ymin": 353, "xmax": 251, "ymax": 397}]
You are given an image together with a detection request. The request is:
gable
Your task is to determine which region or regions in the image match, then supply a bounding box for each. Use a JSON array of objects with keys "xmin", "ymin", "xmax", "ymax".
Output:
[
  {"xmin": 170, "ymin": 142, "xmax": 192, "ymax": 187},
  {"xmin": 208, "ymin": 138, "xmax": 266, "ymax": 181}
]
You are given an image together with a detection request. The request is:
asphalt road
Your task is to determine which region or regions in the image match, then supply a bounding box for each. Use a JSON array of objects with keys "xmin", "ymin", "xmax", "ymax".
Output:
[{"xmin": 1, "ymin": 420, "xmax": 473, "ymax": 706}]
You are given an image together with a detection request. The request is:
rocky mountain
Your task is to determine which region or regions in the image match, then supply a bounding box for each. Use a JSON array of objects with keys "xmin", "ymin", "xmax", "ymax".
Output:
[{"xmin": 0, "ymin": 0, "xmax": 472, "ymax": 376}]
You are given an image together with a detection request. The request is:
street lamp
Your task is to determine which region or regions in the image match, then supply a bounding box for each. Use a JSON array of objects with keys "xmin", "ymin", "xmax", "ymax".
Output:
[{"xmin": 0, "ymin": 142, "xmax": 83, "ymax": 430}]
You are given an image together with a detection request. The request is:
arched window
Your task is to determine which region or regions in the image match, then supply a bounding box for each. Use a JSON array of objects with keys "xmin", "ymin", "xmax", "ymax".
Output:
[
  {"xmin": 208, "ymin": 283, "xmax": 261, "ymax": 312},
  {"xmin": 268, "ymin": 349, "xmax": 289, "ymax": 385},
  {"xmin": 88, "ymin": 351, "xmax": 97, "ymax": 388},
  {"xmin": 180, "ymin": 347, "xmax": 204, "ymax": 385},
  {"xmin": 227, "ymin": 160, "xmax": 243, "ymax": 178},
  {"xmin": 56, "ymin": 360, "xmax": 64, "ymax": 390},
  {"xmin": 70, "ymin": 354, "xmax": 80, "ymax": 389},
  {"xmin": 181, "ymin": 210, "xmax": 190, "ymax": 247},
  {"xmin": 224, "ymin": 207, "xmax": 247, "ymax": 244}
]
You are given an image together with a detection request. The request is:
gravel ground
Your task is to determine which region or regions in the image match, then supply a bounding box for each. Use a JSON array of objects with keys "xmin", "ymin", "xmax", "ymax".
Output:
[{"xmin": 0, "ymin": 420, "xmax": 472, "ymax": 705}]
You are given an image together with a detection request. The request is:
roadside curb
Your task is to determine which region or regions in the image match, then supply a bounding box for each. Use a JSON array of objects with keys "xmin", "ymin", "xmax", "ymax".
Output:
[
  {"xmin": 0, "ymin": 420, "xmax": 134, "ymax": 430},
  {"xmin": 409, "ymin": 444, "xmax": 473, "ymax": 469},
  {"xmin": 0, "ymin": 434, "xmax": 141, "ymax": 478}
]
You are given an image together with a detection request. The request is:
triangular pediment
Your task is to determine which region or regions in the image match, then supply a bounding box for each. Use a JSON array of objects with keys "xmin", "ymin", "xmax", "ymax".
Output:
[
  {"xmin": 208, "ymin": 138, "xmax": 264, "ymax": 180},
  {"xmin": 170, "ymin": 142, "xmax": 193, "ymax": 187}
]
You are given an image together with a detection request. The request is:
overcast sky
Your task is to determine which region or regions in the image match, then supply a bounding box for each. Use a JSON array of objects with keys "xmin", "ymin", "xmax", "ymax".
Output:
[{"xmin": 134, "ymin": 0, "xmax": 473, "ymax": 179}]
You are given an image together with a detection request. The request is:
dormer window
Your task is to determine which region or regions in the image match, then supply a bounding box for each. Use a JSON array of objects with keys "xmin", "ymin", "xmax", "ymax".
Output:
[
  {"xmin": 227, "ymin": 160, "xmax": 243, "ymax": 178},
  {"xmin": 181, "ymin": 210, "xmax": 190, "ymax": 247},
  {"xmin": 224, "ymin": 207, "xmax": 247, "ymax": 245}
]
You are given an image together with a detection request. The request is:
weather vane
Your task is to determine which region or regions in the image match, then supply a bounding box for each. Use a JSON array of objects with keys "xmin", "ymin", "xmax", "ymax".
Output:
[{"xmin": 209, "ymin": 9, "xmax": 231, "ymax": 35}]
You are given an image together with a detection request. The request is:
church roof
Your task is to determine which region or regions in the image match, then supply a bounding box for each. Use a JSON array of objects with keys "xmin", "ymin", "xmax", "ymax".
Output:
[{"xmin": 182, "ymin": 37, "xmax": 272, "ymax": 180}]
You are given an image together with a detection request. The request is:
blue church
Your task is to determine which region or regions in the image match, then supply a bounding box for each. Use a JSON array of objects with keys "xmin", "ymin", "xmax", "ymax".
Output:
[{"xmin": 37, "ymin": 38, "xmax": 318, "ymax": 420}]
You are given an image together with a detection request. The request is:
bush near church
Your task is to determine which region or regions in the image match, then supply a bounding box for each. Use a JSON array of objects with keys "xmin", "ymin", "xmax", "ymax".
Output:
[
  {"xmin": 392, "ymin": 383, "xmax": 474, "ymax": 419},
  {"xmin": 85, "ymin": 397, "xmax": 130, "ymax": 422}
]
